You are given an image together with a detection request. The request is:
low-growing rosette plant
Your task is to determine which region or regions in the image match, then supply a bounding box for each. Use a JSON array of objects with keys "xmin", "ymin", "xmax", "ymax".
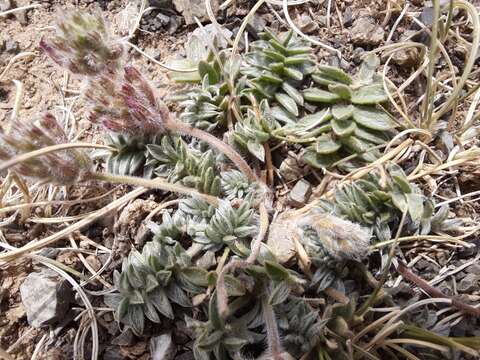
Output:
[{"xmin": 1, "ymin": 9, "xmax": 475, "ymax": 360}]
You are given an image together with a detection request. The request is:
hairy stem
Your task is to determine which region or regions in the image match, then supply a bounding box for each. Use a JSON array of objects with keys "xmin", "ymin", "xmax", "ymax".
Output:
[
  {"xmin": 92, "ymin": 172, "xmax": 219, "ymax": 206},
  {"xmin": 0, "ymin": 143, "xmax": 113, "ymax": 173},
  {"xmin": 261, "ymin": 296, "xmax": 284, "ymax": 359},
  {"xmin": 167, "ymin": 119, "xmax": 258, "ymax": 183}
]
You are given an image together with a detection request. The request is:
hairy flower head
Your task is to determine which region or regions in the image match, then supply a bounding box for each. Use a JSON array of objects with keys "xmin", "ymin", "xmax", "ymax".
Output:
[
  {"xmin": 86, "ymin": 65, "xmax": 170, "ymax": 136},
  {"xmin": 268, "ymin": 208, "xmax": 371, "ymax": 265},
  {"xmin": 40, "ymin": 11, "xmax": 124, "ymax": 76},
  {"xmin": 0, "ymin": 114, "xmax": 92, "ymax": 184}
]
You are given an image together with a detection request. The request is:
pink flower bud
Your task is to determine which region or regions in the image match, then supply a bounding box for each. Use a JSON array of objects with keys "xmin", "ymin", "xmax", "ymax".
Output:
[
  {"xmin": 0, "ymin": 114, "xmax": 92, "ymax": 185},
  {"xmin": 84, "ymin": 66, "xmax": 169, "ymax": 137},
  {"xmin": 40, "ymin": 11, "xmax": 124, "ymax": 76}
]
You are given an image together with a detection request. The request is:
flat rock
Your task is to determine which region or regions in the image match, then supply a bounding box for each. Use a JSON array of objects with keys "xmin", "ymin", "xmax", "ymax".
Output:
[
  {"xmin": 20, "ymin": 269, "xmax": 73, "ymax": 328},
  {"xmin": 288, "ymin": 179, "xmax": 312, "ymax": 208},
  {"xmin": 5, "ymin": 40, "xmax": 19, "ymax": 54},
  {"xmin": 0, "ymin": 0, "xmax": 12, "ymax": 12},
  {"xmin": 173, "ymin": 0, "xmax": 218, "ymax": 25},
  {"xmin": 150, "ymin": 333, "xmax": 176, "ymax": 360},
  {"xmin": 267, "ymin": 211, "xmax": 297, "ymax": 264},
  {"xmin": 296, "ymin": 13, "xmax": 319, "ymax": 35},
  {"xmin": 350, "ymin": 16, "xmax": 384, "ymax": 46},
  {"xmin": 457, "ymin": 273, "xmax": 479, "ymax": 293}
]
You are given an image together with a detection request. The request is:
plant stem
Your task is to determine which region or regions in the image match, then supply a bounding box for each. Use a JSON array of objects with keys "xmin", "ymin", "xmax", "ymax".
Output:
[
  {"xmin": 261, "ymin": 296, "xmax": 284, "ymax": 359},
  {"xmin": 216, "ymin": 203, "xmax": 269, "ymax": 317},
  {"xmin": 422, "ymin": 0, "xmax": 440, "ymax": 130},
  {"xmin": 0, "ymin": 142, "xmax": 113, "ymax": 173},
  {"xmin": 397, "ymin": 262, "xmax": 480, "ymax": 317},
  {"xmin": 431, "ymin": 0, "xmax": 480, "ymax": 125},
  {"xmin": 168, "ymin": 120, "xmax": 258, "ymax": 183},
  {"xmin": 91, "ymin": 172, "xmax": 219, "ymax": 206}
]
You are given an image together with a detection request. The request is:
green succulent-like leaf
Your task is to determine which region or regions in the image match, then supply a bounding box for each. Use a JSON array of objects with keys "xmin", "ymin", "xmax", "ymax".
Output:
[
  {"xmin": 282, "ymin": 82, "xmax": 304, "ymax": 106},
  {"xmin": 198, "ymin": 60, "xmax": 220, "ymax": 84},
  {"xmin": 315, "ymin": 133, "xmax": 342, "ymax": 154},
  {"xmin": 147, "ymin": 136, "xmax": 221, "ymax": 195},
  {"xmin": 332, "ymin": 104, "xmax": 354, "ymax": 120},
  {"xmin": 269, "ymin": 282, "xmax": 291, "ymax": 305},
  {"xmin": 331, "ymin": 118, "xmax": 356, "ymax": 137},
  {"xmin": 107, "ymin": 240, "xmax": 207, "ymax": 334},
  {"xmin": 340, "ymin": 135, "xmax": 379, "ymax": 162},
  {"xmin": 265, "ymin": 261, "xmax": 290, "ymax": 282},
  {"xmin": 317, "ymin": 65, "xmax": 353, "ymax": 85},
  {"xmin": 303, "ymin": 88, "xmax": 341, "ymax": 103},
  {"xmin": 352, "ymin": 106, "xmax": 396, "ymax": 131},
  {"xmin": 328, "ymin": 84, "xmax": 352, "ymax": 100},
  {"xmin": 193, "ymin": 200, "xmax": 258, "ymax": 256},
  {"xmin": 221, "ymin": 170, "xmax": 257, "ymax": 201},
  {"xmin": 275, "ymin": 92, "xmax": 299, "ymax": 116},
  {"xmin": 351, "ymin": 83, "xmax": 388, "ymax": 105}
]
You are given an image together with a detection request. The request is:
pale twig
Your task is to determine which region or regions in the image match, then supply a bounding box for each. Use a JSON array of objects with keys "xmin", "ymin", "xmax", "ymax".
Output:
[
  {"xmin": 216, "ymin": 203, "xmax": 269, "ymax": 317},
  {"xmin": 381, "ymin": 0, "xmax": 392, "ymax": 27},
  {"xmin": 0, "ymin": 187, "xmax": 118, "ymax": 214},
  {"xmin": 371, "ymin": 234, "xmax": 473, "ymax": 249},
  {"xmin": 205, "ymin": 0, "xmax": 234, "ymax": 46},
  {"xmin": 10, "ymin": 80, "xmax": 23, "ymax": 122},
  {"xmin": 0, "ymin": 188, "xmax": 148, "ymax": 262},
  {"xmin": 398, "ymin": 262, "xmax": 480, "ymax": 318},
  {"xmin": 124, "ymin": 41, "xmax": 197, "ymax": 72},
  {"xmin": 460, "ymin": 87, "xmax": 480, "ymax": 133},
  {"xmin": 326, "ymin": 0, "xmax": 332, "ymax": 28},
  {"xmin": 232, "ymin": 0, "xmax": 267, "ymax": 57},
  {"xmin": 0, "ymin": 52, "xmax": 36, "ymax": 81},
  {"xmin": 386, "ymin": 3, "xmax": 409, "ymax": 43},
  {"xmin": 430, "ymin": 1, "xmax": 479, "ymax": 125},
  {"xmin": 0, "ymin": 3, "xmax": 41, "ymax": 17},
  {"xmin": 0, "ymin": 143, "xmax": 113, "ymax": 174},
  {"xmin": 383, "ymin": 339, "xmax": 449, "ymax": 354},
  {"xmin": 282, "ymin": 0, "xmax": 341, "ymax": 57},
  {"xmin": 69, "ymin": 235, "xmax": 112, "ymax": 288},
  {"xmin": 435, "ymin": 190, "xmax": 480, "ymax": 208}
]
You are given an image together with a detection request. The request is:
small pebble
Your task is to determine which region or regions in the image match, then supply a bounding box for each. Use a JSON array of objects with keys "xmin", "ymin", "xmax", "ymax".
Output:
[
  {"xmin": 458, "ymin": 273, "xmax": 479, "ymax": 293},
  {"xmin": 5, "ymin": 39, "xmax": 19, "ymax": 54},
  {"xmin": 288, "ymin": 179, "xmax": 312, "ymax": 208},
  {"xmin": 20, "ymin": 269, "xmax": 73, "ymax": 328}
]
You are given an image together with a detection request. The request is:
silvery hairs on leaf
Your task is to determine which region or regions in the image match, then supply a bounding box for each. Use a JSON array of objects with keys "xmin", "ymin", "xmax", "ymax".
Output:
[
  {"xmin": 40, "ymin": 11, "xmax": 124, "ymax": 76},
  {"xmin": 0, "ymin": 114, "xmax": 92, "ymax": 184}
]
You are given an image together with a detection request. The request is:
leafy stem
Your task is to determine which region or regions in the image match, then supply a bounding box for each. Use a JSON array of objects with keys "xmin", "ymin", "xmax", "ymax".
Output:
[{"xmin": 167, "ymin": 118, "xmax": 259, "ymax": 183}]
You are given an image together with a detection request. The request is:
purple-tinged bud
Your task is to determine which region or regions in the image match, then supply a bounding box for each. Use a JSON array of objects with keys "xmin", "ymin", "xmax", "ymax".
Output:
[
  {"xmin": 84, "ymin": 66, "xmax": 170, "ymax": 137},
  {"xmin": 0, "ymin": 114, "xmax": 92, "ymax": 185},
  {"xmin": 40, "ymin": 11, "xmax": 124, "ymax": 76}
]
